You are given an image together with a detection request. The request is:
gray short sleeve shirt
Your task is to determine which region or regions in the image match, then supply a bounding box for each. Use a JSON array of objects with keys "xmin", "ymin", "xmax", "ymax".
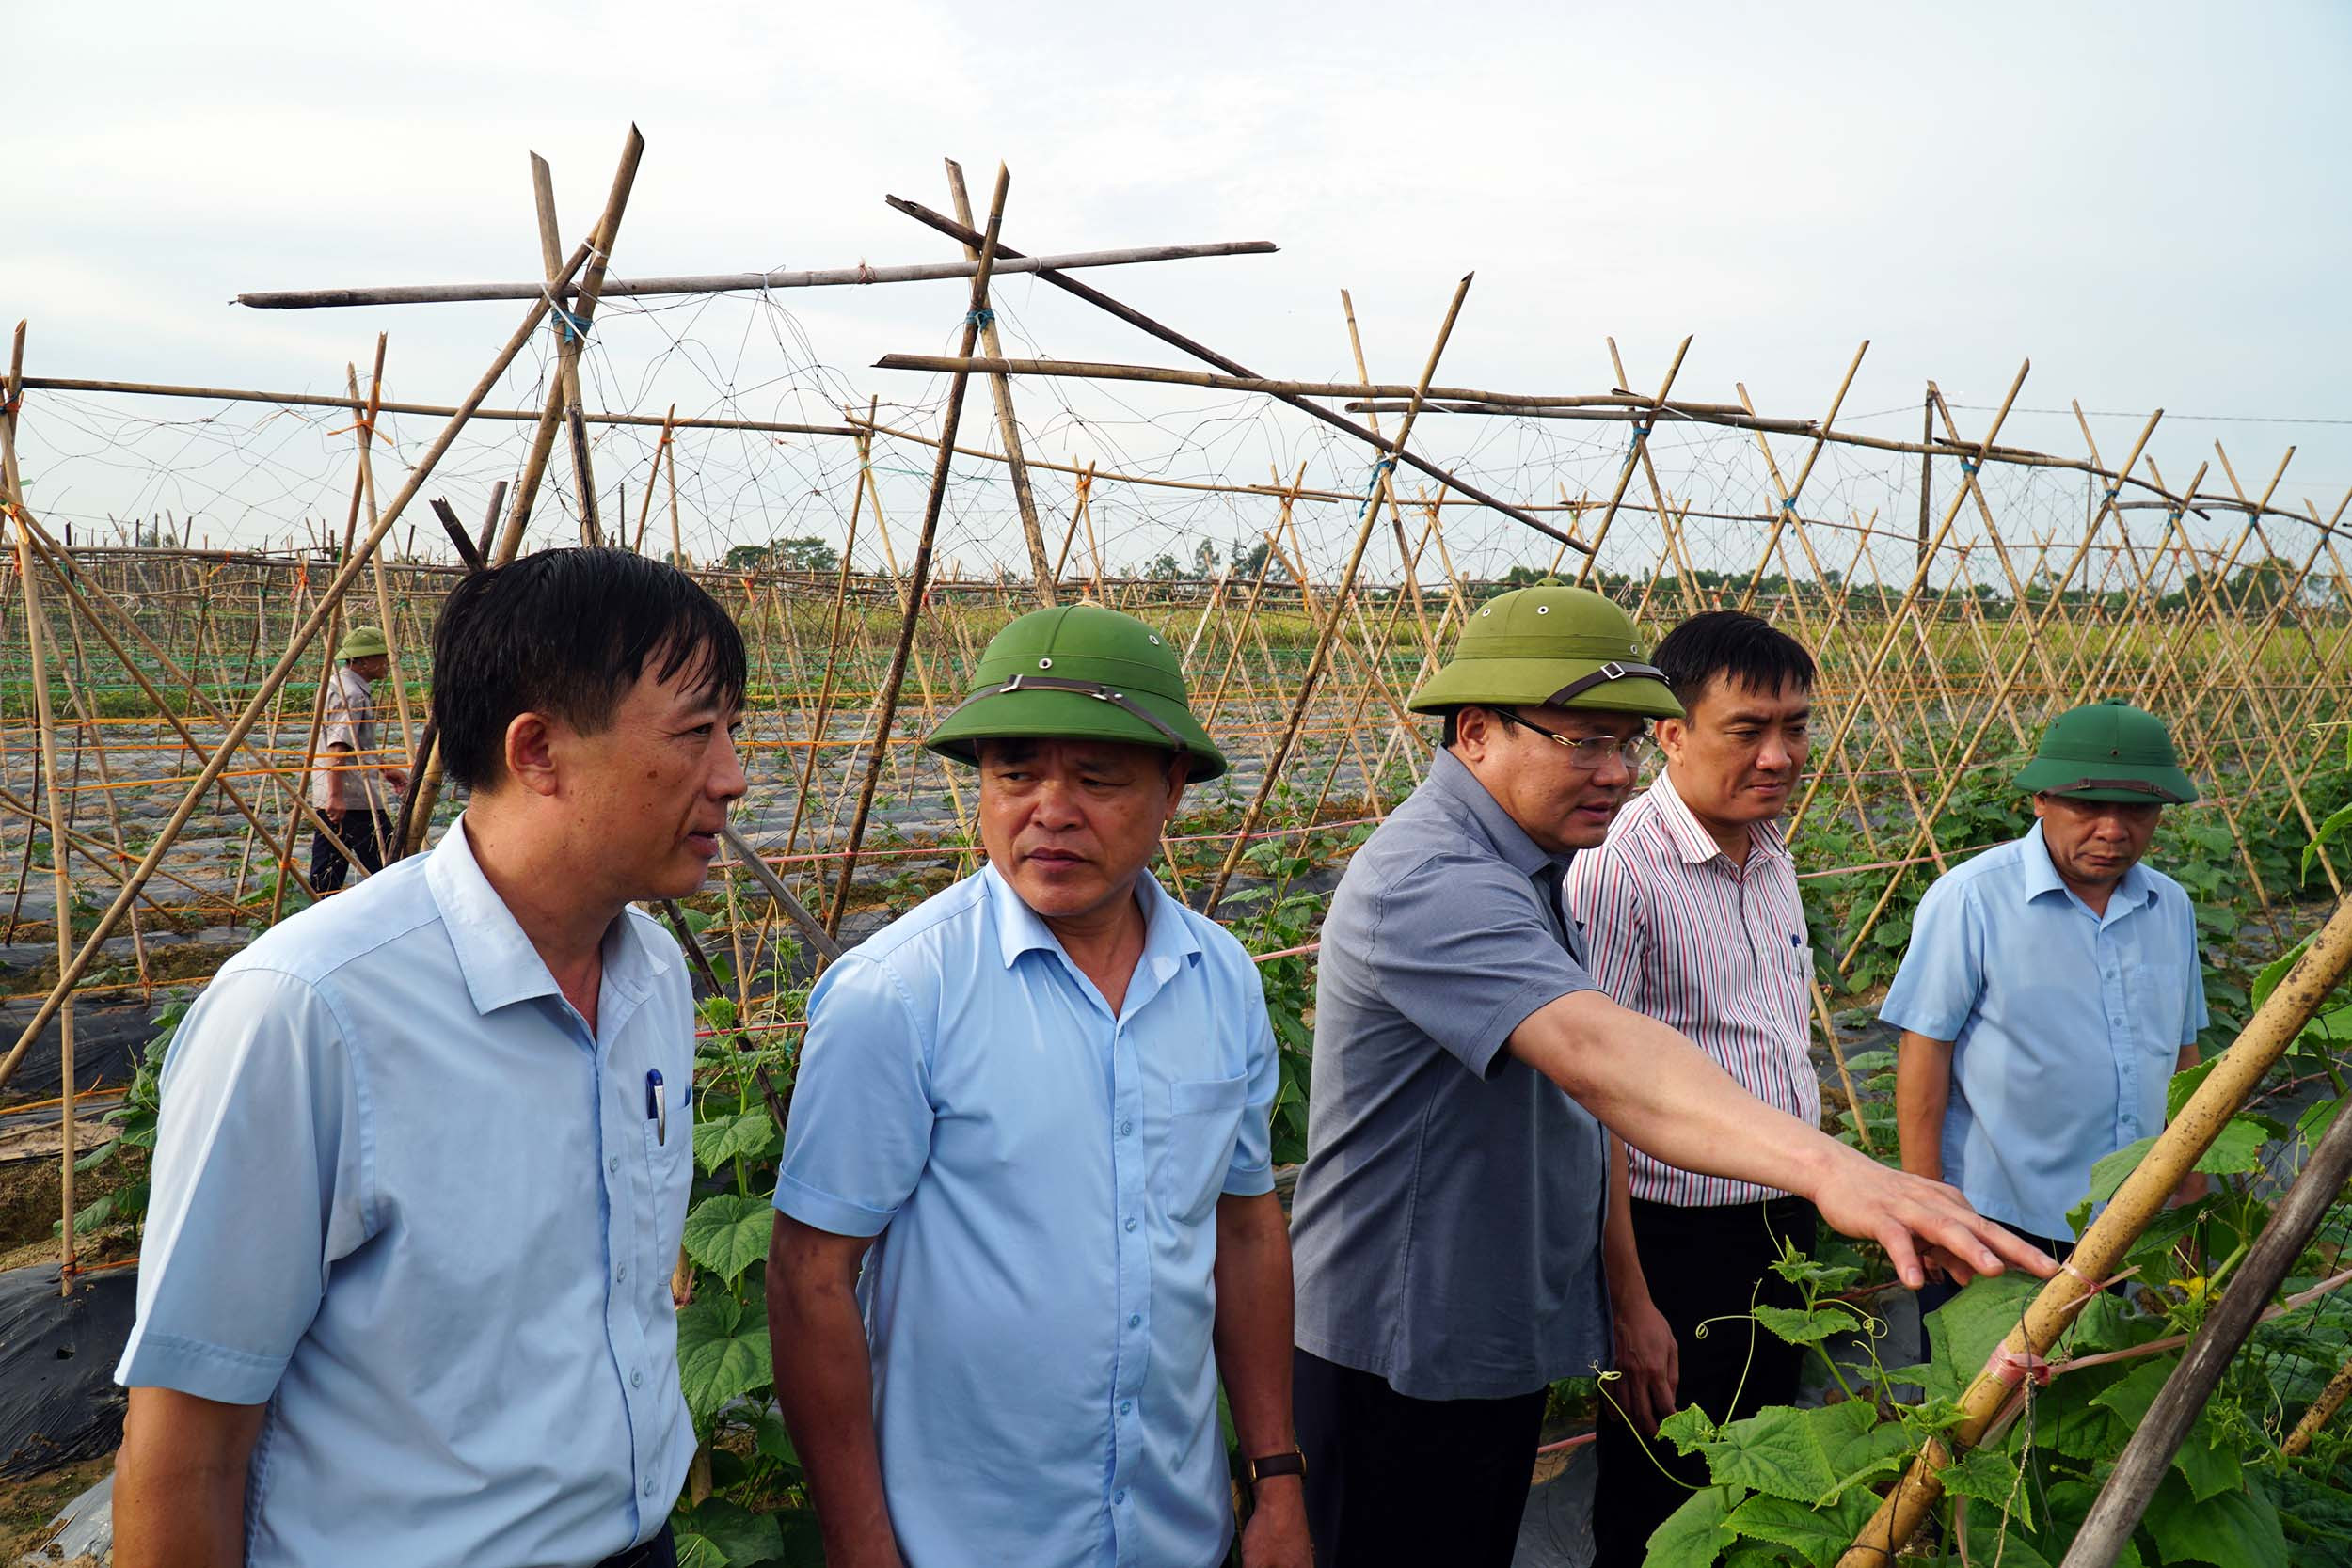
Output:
[{"xmin": 1289, "ymin": 749, "xmax": 1611, "ymax": 1400}]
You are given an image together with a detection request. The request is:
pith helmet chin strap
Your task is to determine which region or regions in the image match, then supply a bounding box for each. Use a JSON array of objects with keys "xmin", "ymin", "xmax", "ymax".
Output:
[
  {"xmin": 1542, "ymin": 660, "xmax": 1670, "ymax": 708},
  {"xmin": 942, "ymin": 673, "xmax": 1193, "ymax": 755},
  {"xmin": 2042, "ymin": 775, "xmax": 2187, "ymax": 803}
]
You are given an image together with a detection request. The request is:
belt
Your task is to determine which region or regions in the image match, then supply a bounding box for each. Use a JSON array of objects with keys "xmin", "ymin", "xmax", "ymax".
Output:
[{"xmin": 592, "ymin": 1524, "xmax": 675, "ymax": 1568}]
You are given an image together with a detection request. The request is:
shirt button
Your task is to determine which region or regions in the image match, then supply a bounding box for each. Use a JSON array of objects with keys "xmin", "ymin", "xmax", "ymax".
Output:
[
  {"xmin": 1120, "ymin": 1400, "xmax": 1132, "ymax": 1415},
  {"xmin": 1114, "ymin": 1490, "xmax": 1127, "ymax": 1505},
  {"xmin": 1123, "ymin": 1216, "xmax": 1137, "ymax": 1233},
  {"xmin": 616, "ymin": 1264, "xmax": 628, "ymax": 1282},
  {"xmin": 644, "ymin": 1476, "xmax": 657, "ymax": 1497},
  {"xmin": 1129, "ymin": 1314, "xmax": 1141, "ymax": 1328},
  {"xmin": 608, "ymin": 1156, "xmax": 620, "ymax": 1174},
  {"xmin": 1119, "ymin": 1120, "xmax": 1133, "ymax": 1137},
  {"xmin": 631, "ymin": 1370, "xmax": 644, "ymax": 1388}
]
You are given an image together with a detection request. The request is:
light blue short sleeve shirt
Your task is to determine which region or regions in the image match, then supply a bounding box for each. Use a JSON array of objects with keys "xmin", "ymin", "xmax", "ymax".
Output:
[
  {"xmin": 775, "ymin": 863, "xmax": 1277, "ymax": 1568},
  {"xmin": 116, "ymin": 817, "xmax": 696, "ymax": 1568},
  {"xmin": 1880, "ymin": 822, "xmax": 2207, "ymax": 1239}
]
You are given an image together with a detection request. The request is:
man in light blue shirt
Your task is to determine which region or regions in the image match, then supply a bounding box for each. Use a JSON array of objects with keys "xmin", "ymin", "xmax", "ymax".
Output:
[
  {"xmin": 113, "ymin": 550, "xmax": 748, "ymax": 1568},
  {"xmin": 1887, "ymin": 701, "xmax": 2210, "ymax": 1290},
  {"xmin": 768, "ymin": 605, "xmax": 1310, "ymax": 1568}
]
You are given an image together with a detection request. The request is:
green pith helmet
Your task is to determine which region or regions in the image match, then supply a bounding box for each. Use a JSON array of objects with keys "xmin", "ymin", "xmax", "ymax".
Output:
[
  {"xmin": 337, "ymin": 626, "xmax": 389, "ymax": 661},
  {"xmin": 1408, "ymin": 583, "xmax": 1683, "ymax": 721},
  {"xmin": 924, "ymin": 603, "xmax": 1228, "ymax": 781},
  {"xmin": 2016, "ymin": 700, "xmax": 2198, "ymax": 805}
]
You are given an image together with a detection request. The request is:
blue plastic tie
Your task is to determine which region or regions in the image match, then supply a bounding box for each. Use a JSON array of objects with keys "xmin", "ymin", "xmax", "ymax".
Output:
[
  {"xmin": 551, "ymin": 303, "xmax": 592, "ymax": 344},
  {"xmin": 2102, "ymin": 487, "xmax": 2120, "ymax": 503},
  {"xmin": 1629, "ymin": 422, "xmax": 1652, "ymax": 451},
  {"xmin": 1960, "ymin": 458, "xmax": 1980, "ymax": 476},
  {"xmin": 964, "ymin": 307, "xmax": 996, "ymax": 330},
  {"xmin": 1779, "ymin": 496, "xmax": 1798, "ymax": 512}
]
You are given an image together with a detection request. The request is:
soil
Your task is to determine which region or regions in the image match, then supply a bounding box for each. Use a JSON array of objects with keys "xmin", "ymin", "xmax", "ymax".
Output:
[{"xmin": 0, "ymin": 1454, "xmax": 110, "ymax": 1563}]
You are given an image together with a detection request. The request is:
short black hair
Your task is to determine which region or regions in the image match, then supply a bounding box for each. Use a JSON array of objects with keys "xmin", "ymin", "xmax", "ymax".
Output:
[
  {"xmin": 1651, "ymin": 610, "xmax": 1815, "ymax": 708},
  {"xmin": 430, "ymin": 548, "xmax": 748, "ymax": 791}
]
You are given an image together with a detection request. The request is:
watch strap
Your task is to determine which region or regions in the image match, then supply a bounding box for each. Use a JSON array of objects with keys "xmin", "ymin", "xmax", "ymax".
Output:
[{"xmin": 1247, "ymin": 1450, "xmax": 1306, "ymax": 1486}]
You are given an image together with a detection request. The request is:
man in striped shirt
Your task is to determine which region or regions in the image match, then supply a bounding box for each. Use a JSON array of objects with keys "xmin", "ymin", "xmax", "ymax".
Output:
[{"xmin": 1562, "ymin": 610, "xmax": 1823, "ymax": 1566}]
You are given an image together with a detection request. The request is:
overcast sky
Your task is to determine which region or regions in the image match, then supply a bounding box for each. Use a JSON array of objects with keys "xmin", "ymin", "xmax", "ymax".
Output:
[{"xmin": 12, "ymin": 0, "xmax": 2349, "ymax": 571}]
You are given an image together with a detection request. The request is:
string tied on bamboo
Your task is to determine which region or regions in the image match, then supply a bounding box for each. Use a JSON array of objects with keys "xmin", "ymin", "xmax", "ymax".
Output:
[
  {"xmin": 1629, "ymin": 420, "xmax": 1652, "ymax": 451},
  {"xmin": 551, "ymin": 301, "xmax": 594, "ymax": 343},
  {"xmin": 963, "ymin": 307, "xmax": 996, "ymax": 330},
  {"xmin": 1960, "ymin": 457, "xmax": 1981, "ymax": 476}
]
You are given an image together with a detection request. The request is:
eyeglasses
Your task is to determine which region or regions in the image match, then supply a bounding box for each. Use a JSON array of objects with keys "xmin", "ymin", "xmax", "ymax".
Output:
[{"xmin": 1495, "ymin": 708, "xmax": 1652, "ymax": 771}]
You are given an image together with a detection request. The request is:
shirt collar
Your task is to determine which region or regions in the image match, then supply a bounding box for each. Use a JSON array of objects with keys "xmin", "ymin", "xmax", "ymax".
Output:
[
  {"xmin": 424, "ymin": 815, "xmax": 668, "ymax": 1017},
  {"xmin": 1646, "ymin": 768, "xmax": 1789, "ymax": 867},
  {"xmin": 982, "ymin": 860, "xmax": 1203, "ymax": 974},
  {"xmin": 2020, "ymin": 820, "xmax": 2156, "ymax": 915},
  {"xmin": 1426, "ymin": 748, "xmax": 1567, "ymax": 876}
]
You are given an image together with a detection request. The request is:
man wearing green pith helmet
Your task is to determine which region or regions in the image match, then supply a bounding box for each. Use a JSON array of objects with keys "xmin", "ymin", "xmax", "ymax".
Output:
[
  {"xmin": 768, "ymin": 604, "xmax": 1311, "ymax": 1568},
  {"xmin": 1286, "ymin": 582, "xmax": 2055, "ymax": 1568},
  {"xmin": 1888, "ymin": 701, "xmax": 2212, "ymax": 1333},
  {"xmin": 306, "ymin": 624, "xmax": 407, "ymax": 894}
]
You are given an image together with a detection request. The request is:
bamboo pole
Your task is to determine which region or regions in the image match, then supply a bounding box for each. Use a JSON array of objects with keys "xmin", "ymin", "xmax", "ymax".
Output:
[
  {"xmin": 236, "ymin": 240, "xmax": 1279, "ymax": 309},
  {"xmin": 5, "ymin": 324, "xmax": 80, "ymax": 1291},
  {"xmin": 2061, "ymin": 1096, "xmax": 2352, "ymax": 1566},
  {"xmin": 881, "ymin": 196, "xmax": 1573, "ymax": 547},
  {"xmin": 2282, "ymin": 1354, "xmax": 2352, "ymax": 1458},
  {"xmin": 1573, "ymin": 337, "xmax": 1693, "ymax": 583},
  {"xmin": 821, "ymin": 164, "xmax": 1012, "ymax": 938},
  {"xmin": 349, "ymin": 343, "xmax": 416, "ymax": 762},
  {"xmin": 1201, "ymin": 274, "xmax": 1474, "ymax": 917},
  {"xmin": 0, "ymin": 242, "xmax": 597, "ymax": 1077},
  {"xmin": 1837, "ymin": 892, "xmax": 2352, "ymax": 1567},
  {"xmin": 497, "ymin": 134, "xmax": 643, "ymax": 559},
  {"xmin": 943, "ymin": 159, "xmax": 1054, "ymax": 605},
  {"xmin": 532, "ymin": 153, "xmax": 609, "ymax": 549}
]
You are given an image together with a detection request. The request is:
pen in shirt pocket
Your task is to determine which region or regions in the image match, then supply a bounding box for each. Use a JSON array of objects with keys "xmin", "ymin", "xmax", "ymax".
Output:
[{"xmin": 645, "ymin": 1069, "xmax": 666, "ymax": 1145}]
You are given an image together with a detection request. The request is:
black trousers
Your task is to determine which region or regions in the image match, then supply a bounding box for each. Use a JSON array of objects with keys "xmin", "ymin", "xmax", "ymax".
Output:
[
  {"xmin": 1293, "ymin": 1346, "xmax": 1547, "ymax": 1568},
  {"xmin": 1592, "ymin": 1196, "xmax": 1818, "ymax": 1567},
  {"xmin": 591, "ymin": 1523, "xmax": 675, "ymax": 1568},
  {"xmin": 309, "ymin": 807, "xmax": 394, "ymax": 895}
]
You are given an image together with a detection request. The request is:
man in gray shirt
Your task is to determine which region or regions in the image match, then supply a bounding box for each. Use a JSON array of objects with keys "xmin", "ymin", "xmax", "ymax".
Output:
[{"xmin": 1287, "ymin": 584, "xmax": 2053, "ymax": 1567}]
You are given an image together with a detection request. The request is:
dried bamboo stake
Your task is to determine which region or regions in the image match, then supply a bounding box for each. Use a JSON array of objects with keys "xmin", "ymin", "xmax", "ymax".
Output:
[
  {"xmin": 531, "ymin": 153, "xmax": 609, "ymax": 548},
  {"xmin": 1837, "ymin": 891, "xmax": 2352, "ymax": 1567},
  {"xmin": 2062, "ymin": 1085, "xmax": 2352, "ymax": 1566},
  {"xmin": 2282, "ymin": 1354, "xmax": 2352, "ymax": 1458},
  {"xmin": 57, "ymin": 608, "xmax": 149, "ymax": 999},
  {"xmin": 633, "ymin": 406, "xmax": 675, "ymax": 554},
  {"xmin": 782, "ymin": 431, "xmax": 871, "ymax": 859},
  {"xmin": 1571, "ymin": 337, "xmax": 1692, "ymax": 585},
  {"xmin": 822, "ymin": 164, "xmax": 1012, "ymax": 938},
  {"xmin": 495, "ymin": 130, "xmax": 644, "ymax": 562},
  {"xmin": 1732, "ymin": 343, "xmax": 1868, "ymax": 610},
  {"xmin": 944, "ymin": 159, "xmax": 1054, "ymax": 605},
  {"xmin": 349, "ymin": 343, "xmax": 417, "ymax": 758},
  {"xmin": 4, "ymin": 324, "xmax": 80, "ymax": 1291},
  {"xmin": 0, "ymin": 242, "xmax": 598, "ymax": 1073},
  {"xmin": 1202, "ymin": 274, "xmax": 1474, "ymax": 917}
]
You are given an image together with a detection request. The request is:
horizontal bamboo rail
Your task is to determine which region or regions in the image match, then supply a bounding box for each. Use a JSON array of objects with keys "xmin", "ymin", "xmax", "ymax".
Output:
[{"xmin": 235, "ymin": 240, "xmax": 1279, "ymax": 309}]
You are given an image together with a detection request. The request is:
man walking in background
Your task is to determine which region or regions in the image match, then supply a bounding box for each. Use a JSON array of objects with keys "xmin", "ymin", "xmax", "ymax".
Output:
[
  {"xmin": 308, "ymin": 624, "xmax": 407, "ymax": 893},
  {"xmin": 1562, "ymin": 610, "xmax": 1824, "ymax": 1565},
  {"xmin": 1888, "ymin": 700, "xmax": 2210, "ymax": 1327}
]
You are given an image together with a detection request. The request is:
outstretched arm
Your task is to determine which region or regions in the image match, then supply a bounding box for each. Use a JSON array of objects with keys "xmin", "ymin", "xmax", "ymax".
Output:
[{"xmin": 1510, "ymin": 990, "xmax": 2055, "ymax": 1290}]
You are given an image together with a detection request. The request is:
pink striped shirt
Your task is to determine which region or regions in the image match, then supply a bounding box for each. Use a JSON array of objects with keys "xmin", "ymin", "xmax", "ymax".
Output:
[{"xmin": 1559, "ymin": 769, "xmax": 1820, "ymax": 1207}]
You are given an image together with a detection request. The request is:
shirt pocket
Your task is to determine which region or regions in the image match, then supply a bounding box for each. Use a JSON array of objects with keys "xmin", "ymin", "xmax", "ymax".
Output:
[
  {"xmin": 641, "ymin": 1097, "xmax": 695, "ymax": 1259},
  {"xmin": 1157, "ymin": 1074, "xmax": 1249, "ymax": 1225}
]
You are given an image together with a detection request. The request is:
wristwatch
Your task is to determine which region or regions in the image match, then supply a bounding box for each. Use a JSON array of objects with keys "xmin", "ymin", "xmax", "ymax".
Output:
[{"xmin": 1246, "ymin": 1450, "xmax": 1306, "ymax": 1488}]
